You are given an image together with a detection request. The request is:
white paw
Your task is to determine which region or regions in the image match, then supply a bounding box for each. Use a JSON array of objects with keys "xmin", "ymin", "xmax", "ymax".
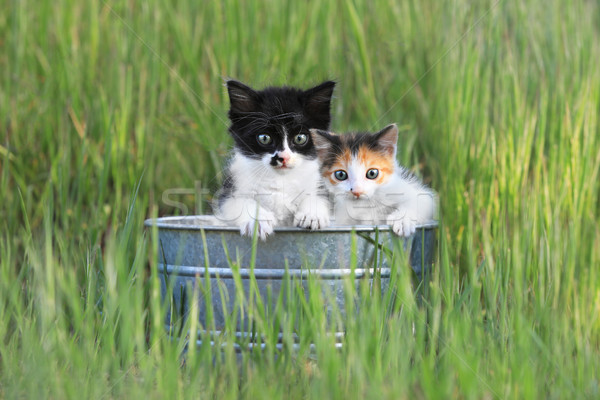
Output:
[
  {"xmin": 294, "ymin": 212, "xmax": 330, "ymax": 230},
  {"xmin": 239, "ymin": 209, "xmax": 276, "ymax": 241},
  {"xmin": 294, "ymin": 206, "xmax": 330, "ymax": 230},
  {"xmin": 387, "ymin": 211, "xmax": 417, "ymax": 237},
  {"xmin": 294, "ymin": 197, "xmax": 330, "ymax": 230}
]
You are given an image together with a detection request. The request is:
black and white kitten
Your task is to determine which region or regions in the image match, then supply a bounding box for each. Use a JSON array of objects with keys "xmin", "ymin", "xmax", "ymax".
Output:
[{"xmin": 215, "ymin": 80, "xmax": 336, "ymax": 240}]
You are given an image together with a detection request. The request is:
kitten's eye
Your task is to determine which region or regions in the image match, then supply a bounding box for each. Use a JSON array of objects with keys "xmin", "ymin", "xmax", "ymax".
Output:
[
  {"xmin": 257, "ymin": 134, "xmax": 272, "ymax": 145},
  {"xmin": 293, "ymin": 134, "xmax": 308, "ymax": 146},
  {"xmin": 366, "ymin": 168, "xmax": 379, "ymax": 179},
  {"xmin": 334, "ymin": 170, "xmax": 348, "ymax": 181}
]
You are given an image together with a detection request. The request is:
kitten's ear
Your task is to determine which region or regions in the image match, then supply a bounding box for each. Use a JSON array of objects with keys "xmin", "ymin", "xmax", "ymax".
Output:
[
  {"xmin": 374, "ymin": 124, "xmax": 399, "ymax": 158},
  {"xmin": 226, "ymin": 80, "xmax": 260, "ymax": 113},
  {"xmin": 310, "ymin": 129, "xmax": 336, "ymax": 160},
  {"xmin": 302, "ymin": 81, "xmax": 336, "ymax": 128}
]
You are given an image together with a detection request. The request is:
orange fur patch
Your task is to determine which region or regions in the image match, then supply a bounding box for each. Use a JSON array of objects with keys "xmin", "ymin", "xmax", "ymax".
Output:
[
  {"xmin": 323, "ymin": 148, "xmax": 352, "ymax": 185},
  {"xmin": 356, "ymin": 146, "xmax": 394, "ymax": 183}
]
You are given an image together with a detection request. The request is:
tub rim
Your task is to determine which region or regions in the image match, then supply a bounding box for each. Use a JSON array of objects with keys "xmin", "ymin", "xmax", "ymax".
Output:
[{"xmin": 144, "ymin": 215, "xmax": 439, "ymax": 233}]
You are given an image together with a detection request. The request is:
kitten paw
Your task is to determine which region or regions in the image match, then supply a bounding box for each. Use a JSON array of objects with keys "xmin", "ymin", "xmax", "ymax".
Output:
[
  {"xmin": 239, "ymin": 210, "xmax": 276, "ymax": 240},
  {"xmin": 387, "ymin": 211, "xmax": 417, "ymax": 237},
  {"xmin": 294, "ymin": 210, "xmax": 330, "ymax": 230},
  {"xmin": 294, "ymin": 197, "xmax": 330, "ymax": 230}
]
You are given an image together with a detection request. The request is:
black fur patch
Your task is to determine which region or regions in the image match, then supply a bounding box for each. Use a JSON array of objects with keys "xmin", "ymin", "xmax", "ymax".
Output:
[
  {"xmin": 313, "ymin": 131, "xmax": 344, "ymax": 170},
  {"xmin": 216, "ymin": 170, "xmax": 235, "ymax": 207},
  {"xmin": 270, "ymin": 154, "xmax": 284, "ymax": 166},
  {"xmin": 226, "ymin": 80, "xmax": 336, "ymax": 159}
]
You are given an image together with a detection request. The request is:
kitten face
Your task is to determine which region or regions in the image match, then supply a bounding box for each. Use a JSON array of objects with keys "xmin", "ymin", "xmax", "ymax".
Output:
[
  {"xmin": 226, "ymin": 80, "xmax": 336, "ymax": 171},
  {"xmin": 310, "ymin": 124, "xmax": 399, "ymax": 199}
]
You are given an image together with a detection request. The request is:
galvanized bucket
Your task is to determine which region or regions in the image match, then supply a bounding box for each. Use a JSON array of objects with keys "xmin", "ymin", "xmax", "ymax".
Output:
[{"xmin": 145, "ymin": 215, "xmax": 437, "ymax": 349}]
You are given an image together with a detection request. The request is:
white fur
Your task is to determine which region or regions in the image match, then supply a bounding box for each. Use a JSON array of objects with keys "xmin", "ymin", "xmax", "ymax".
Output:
[
  {"xmin": 216, "ymin": 150, "xmax": 330, "ymax": 240},
  {"xmin": 327, "ymin": 156, "xmax": 436, "ymax": 237}
]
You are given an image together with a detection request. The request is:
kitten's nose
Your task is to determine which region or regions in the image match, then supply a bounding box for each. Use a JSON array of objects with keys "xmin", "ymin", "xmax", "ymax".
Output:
[
  {"xmin": 271, "ymin": 151, "xmax": 292, "ymax": 167},
  {"xmin": 351, "ymin": 189, "xmax": 363, "ymax": 198},
  {"xmin": 277, "ymin": 150, "xmax": 291, "ymax": 163}
]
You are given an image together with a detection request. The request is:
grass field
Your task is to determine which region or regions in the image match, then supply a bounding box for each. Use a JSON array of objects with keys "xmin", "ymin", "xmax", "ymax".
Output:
[{"xmin": 2, "ymin": 0, "xmax": 600, "ymax": 398}]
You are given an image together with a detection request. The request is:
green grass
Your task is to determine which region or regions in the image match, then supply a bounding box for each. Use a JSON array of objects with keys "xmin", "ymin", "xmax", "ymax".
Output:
[{"xmin": 2, "ymin": 0, "xmax": 600, "ymax": 398}]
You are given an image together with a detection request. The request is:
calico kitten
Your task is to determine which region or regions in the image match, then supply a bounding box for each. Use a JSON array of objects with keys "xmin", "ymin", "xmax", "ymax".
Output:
[
  {"xmin": 215, "ymin": 80, "xmax": 336, "ymax": 240},
  {"xmin": 310, "ymin": 124, "xmax": 436, "ymax": 237}
]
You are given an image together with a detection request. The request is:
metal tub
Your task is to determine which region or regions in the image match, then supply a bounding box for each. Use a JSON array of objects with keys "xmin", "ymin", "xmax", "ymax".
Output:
[{"xmin": 145, "ymin": 215, "xmax": 438, "ymax": 347}]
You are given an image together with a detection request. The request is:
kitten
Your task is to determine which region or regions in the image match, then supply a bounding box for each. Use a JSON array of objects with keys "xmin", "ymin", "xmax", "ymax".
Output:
[
  {"xmin": 215, "ymin": 80, "xmax": 336, "ymax": 240},
  {"xmin": 310, "ymin": 124, "xmax": 436, "ymax": 237}
]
